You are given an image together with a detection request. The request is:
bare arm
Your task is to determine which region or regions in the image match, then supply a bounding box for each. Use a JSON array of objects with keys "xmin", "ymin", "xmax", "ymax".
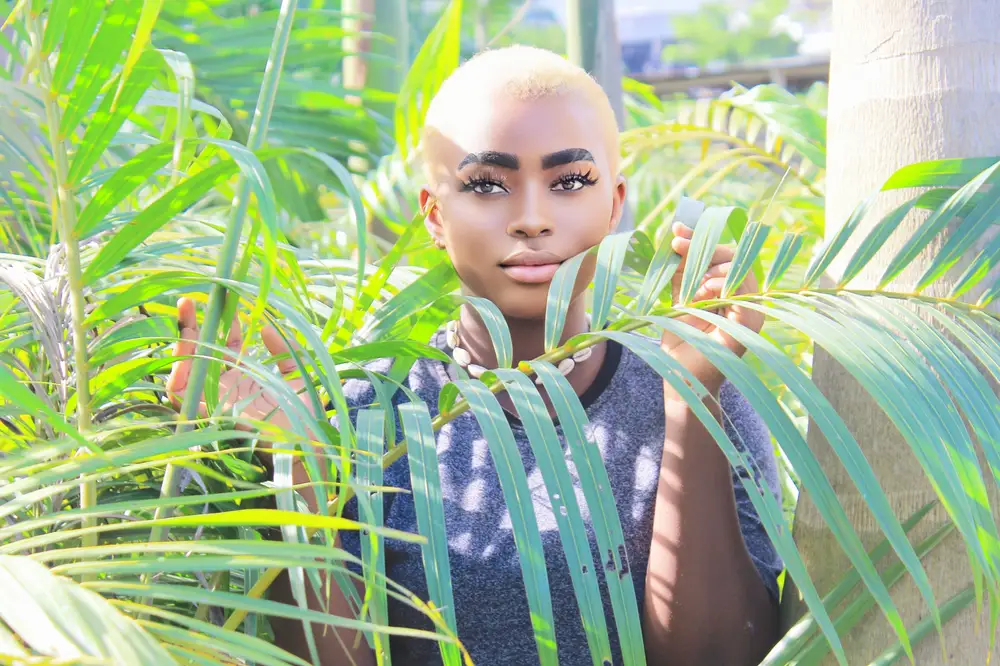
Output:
[
  {"xmin": 641, "ymin": 221, "xmax": 779, "ymax": 664},
  {"xmin": 642, "ymin": 395, "xmax": 777, "ymax": 666}
]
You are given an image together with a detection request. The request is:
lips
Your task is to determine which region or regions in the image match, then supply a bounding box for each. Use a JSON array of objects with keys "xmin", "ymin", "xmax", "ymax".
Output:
[
  {"xmin": 499, "ymin": 249, "xmax": 565, "ymax": 284},
  {"xmin": 501, "ymin": 263, "xmax": 562, "ymax": 283}
]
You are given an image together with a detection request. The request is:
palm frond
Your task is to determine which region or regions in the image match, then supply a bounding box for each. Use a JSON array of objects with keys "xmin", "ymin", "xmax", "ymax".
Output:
[{"xmin": 3, "ymin": 1, "xmax": 1000, "ymax": 665}]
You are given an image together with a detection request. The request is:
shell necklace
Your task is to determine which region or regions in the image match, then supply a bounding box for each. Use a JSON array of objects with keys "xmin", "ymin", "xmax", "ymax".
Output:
[{"xmin": 444, "ymin": 320, "xmax": 594, "ymax": 383}]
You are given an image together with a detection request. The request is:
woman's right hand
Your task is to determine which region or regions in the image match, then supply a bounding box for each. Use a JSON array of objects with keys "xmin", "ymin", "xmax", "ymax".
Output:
[{"xmin": 165, "ymin": 297, "xmax": 317, "ymax": 433}]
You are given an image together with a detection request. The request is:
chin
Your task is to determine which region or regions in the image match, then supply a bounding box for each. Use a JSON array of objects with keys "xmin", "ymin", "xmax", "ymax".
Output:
[{"xmin": 486, "ymin": 286, "xmax": 550, "ymax": 322}]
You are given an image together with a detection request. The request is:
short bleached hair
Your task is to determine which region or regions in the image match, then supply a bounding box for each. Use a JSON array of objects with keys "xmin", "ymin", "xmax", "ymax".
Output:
[{"xmin": 422, "ymin": 45, "xmax": 621, "ymax": 174}]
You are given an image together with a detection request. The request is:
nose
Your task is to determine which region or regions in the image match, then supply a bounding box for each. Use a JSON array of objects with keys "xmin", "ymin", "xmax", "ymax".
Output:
[{"xmin": 506, "ymin": 189, "xmax": 553, "ymax": 238}]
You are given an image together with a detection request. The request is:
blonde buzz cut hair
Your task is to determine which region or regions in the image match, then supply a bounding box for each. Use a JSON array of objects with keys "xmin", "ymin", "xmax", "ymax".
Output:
[{"xmin": 422, "ymin": 45, "xmax": 621, "ymax": 174}]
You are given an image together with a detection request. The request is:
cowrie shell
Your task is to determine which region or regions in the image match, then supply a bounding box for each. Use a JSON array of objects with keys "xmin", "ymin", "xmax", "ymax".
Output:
[{"xmin": 453, "ymin": 346, "xmax": 471, "ymax": 366}]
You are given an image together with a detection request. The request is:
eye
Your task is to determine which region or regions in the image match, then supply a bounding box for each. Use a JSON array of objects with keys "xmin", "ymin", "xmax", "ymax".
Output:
[
  {"xmin": 552, "ymin": 170, "xmax": 598, "ymax": 192},
  {"xmin": 460, "ymin": 175, "xmax": 509, "ymax": 195}
]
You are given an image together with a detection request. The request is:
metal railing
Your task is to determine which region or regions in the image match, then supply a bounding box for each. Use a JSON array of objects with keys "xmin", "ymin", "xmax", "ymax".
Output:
[{"xmin": 632, "ymin": 54, "xmax": 830, "ymax": 96}]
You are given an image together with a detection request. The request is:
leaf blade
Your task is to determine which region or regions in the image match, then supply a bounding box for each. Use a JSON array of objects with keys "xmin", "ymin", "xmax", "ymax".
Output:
[
  {"xmin": 398, "ymin": 403, "xmax": 462, "ymax": 666},
  {"xmin": 454, "ymin": 380, "xmax": 559, "ymax": 666},
  {"xmin": 493, "ymin": 369, "xmax": 612, "ymax": 666},
  {"xmin": 591, "ymin": 231, "xmax": 634, "ymax": 331}
]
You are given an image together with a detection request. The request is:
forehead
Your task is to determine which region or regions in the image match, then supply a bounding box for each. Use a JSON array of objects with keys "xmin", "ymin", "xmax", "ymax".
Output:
[{"xmin": 434, "ymin": 90, "xmax": 611, "ymax": 168}]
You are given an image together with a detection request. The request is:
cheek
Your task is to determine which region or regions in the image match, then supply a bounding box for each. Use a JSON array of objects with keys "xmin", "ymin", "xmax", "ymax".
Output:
[
  {"xmin": 566, "ymin": 187, "xmax": 616, "ymax": 239},
  {"xmin": 441, "ymin": 197, "xmax": 507, "ymax": 243},
  {"xmin": 437, "ymin": 199, "xmax": 505, "ymax": 286}
]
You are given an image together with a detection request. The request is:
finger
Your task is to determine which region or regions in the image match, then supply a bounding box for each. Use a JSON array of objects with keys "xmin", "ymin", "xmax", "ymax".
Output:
[
  {"xmin": 671, "ymin": 235, "xmax": 690, "ymax": 255},
  {"xmin": 672, "ymin": 222, "xmax": 694, "ymax": 238},
  {"xmin": 670, "ymin": 222, "xmax": 694, "ymax": 238},
  {"xmin": 166, "ymin": 325, "xmax": 197, "ymax": 408},
  {"xmin": 178, "ymin": 296, "xmax": 198, "ymax": 332},
  {"xmin": 262, "ymin": 325, "xmax": 299, "ymax": 375},
  {"xmin": 710, "ymin": 245, "xmax": 736, "ymax": 264},
  {"xmin": 670, "ymin": 237, "xmax": 735, "ymax": 264},
  {"xmin": 693, "ymin": 277, "xmax": 727, "ymax": 301},
  {"xmin": 672, "ymin": 254, "xmax": 730, "ymax": 296},
  {"xmin": 226, "ymin": 310, "xmax": 243, "ymax": 353},
  {"xmin": 704, "ymin": 262, "xmax": 733, "ymax": 279}
]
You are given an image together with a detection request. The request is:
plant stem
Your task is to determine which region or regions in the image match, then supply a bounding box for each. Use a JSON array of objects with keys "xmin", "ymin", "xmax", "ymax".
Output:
[
  {"xmin": 28, "ymin": 9, "xmax": 96, "ymax": 569},
  {"xmin": 149, "ymin": 0, "xmax": 299, "ymax": 547},
  {"xmin": 29, "ymin": 17, "xmax": 91, "ymax": 424}
]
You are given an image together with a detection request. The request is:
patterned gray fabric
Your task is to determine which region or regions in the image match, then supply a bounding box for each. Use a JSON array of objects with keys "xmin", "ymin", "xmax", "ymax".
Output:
[{"xmin": 338, "ymin": 333, "xmax": 782, "ymax": 665}]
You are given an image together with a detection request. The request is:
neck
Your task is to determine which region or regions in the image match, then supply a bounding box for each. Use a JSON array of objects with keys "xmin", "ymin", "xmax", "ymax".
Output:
[{"xmin": 457, "ymin": 300, "xmax": 591, "ymax": 368}]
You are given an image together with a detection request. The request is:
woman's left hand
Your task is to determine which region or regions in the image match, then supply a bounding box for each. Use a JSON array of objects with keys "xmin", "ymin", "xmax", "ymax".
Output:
[{"xmin": 660, "ymin": 221, "xmax": 765, "ymax": 401}]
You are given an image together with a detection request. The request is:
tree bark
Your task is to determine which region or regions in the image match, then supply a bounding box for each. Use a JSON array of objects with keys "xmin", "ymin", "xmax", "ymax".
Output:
[
  {"xmin": 342, "ymin": 0, "xmax": 374, "ymax": 94},
  {"xmin": 342, "ymin": 0, "xmax": 375, "ymax": 175},
  {"xmin": 782, "ymin": 1, "xmax": 1000, "ymax": 663},
  {"xmin": 566, "ymin": 0, "xmax": 632, "ymax": 229},
  {"xmin": 371, "ymin": 0, "xmax": 409, "ymax": 118}
]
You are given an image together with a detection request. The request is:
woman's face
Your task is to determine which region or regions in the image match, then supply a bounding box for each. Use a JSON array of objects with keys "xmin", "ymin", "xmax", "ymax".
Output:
[{"xmin": 420, "ymin": 89, "xmax": 626, "ymax": 320}]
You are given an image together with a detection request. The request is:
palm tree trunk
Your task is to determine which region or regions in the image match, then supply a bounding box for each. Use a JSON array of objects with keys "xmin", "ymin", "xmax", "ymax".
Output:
[
  {"xmin": 783, "ymin": 1, "xmax": 1000, "ymax": 662},
  {"xmin": 566, "ymin": 0, "xmax": 624, "ymax": 126},
  {"xmin": 566, "ymin": 0, "xmax": 598, "ymax": 74},
  {"xmin": 343, "ymin": 0, "xmax": 408, "ymax": 124},
  {"xmin": 342, "ymin": 0, "xmax": 374, "ymax": 174},
  {"xmin": 371, "ymin": 0, "xmax": 409, "ymax": 117},
  {"xmin": 342, "ymin": 0, "xmax": 373, "ymax": 92},
  {"xmin": 566, "ymin": 0, "xmax": 632, "ymax": 230}
]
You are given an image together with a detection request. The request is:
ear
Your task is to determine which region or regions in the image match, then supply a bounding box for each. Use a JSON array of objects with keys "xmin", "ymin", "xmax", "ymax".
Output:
[
  {"xmin": 608, "ymin": 175, "xmax": 627, "ymax": 232},
  {"xmin": 419, "ymin": 187, "xmax": 446, "ymax": 248}
]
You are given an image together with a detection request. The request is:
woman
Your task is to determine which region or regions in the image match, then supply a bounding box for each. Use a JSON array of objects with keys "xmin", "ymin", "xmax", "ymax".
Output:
[{"xmin": 168, "ymin": 45, "xmax": 782, "ymax": 666}]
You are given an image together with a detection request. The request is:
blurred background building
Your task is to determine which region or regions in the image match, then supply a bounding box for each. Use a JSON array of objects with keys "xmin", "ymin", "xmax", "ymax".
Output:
[{"xmin": 420, "ymin": 0, "xmax": 831, "ymax": 93}]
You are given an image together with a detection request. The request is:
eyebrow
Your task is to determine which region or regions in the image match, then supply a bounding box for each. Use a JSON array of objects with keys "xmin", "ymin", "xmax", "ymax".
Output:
[
  {"xmin": 541, "ymin": 148, "xmax": 595, "ymax": 169},
  {"xmin": 456, "ymin": 148, "xmax": 597, "ymax": 171},
  {"xmin": 457, "ymin": 151, "xmax": 519, "ymax": 170}
]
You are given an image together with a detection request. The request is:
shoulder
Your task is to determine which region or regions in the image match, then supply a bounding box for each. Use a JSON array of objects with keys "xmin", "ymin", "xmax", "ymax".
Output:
[
  {"xmin": 342, "ymin": 357, "xmax": 396, "ymax": 408},
  {"xmin": 335, "ymin": 335, "xmax": 451, "ymax": 487},
  {"xmin": 340, "ymin": 348, "xmax": 450, "ymax": 413}
]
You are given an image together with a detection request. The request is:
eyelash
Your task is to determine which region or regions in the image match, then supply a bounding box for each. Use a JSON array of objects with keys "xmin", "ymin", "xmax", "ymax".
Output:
[
  {"xmin": 552, "ymin": 169, "xmax": 599, "ymax": 191},
  {"xmin": 459, "ymin": 169, "xmax": 599, "ymax": 195},
  {"xmin": 459, "ymin": 173, "xmax": 508, "ymax": 194}
]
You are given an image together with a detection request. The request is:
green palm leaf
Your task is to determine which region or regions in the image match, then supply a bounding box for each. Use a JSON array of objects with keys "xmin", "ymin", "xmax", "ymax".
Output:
[
  {"xmin": 879, "ymin": 161, "xmax": 1000, "ymax": 289},
  {"xmin": 599, "ymin": 329, "xmax": 847, "ymax": 664},
  {"xmin": 357, "ymin": 408, "xmax": 392, "ymax": 664},
  {"xmin": 493, "ymin": 368, "xmax": 613, "ymax": 666},
  {"xmin": 591, "ymin": 231, "xmax": 634, "ymax": 331},
  {"xmin": 462, "ymin": 295, "xmax": 514, "ymax": 368},
  {"xmin": 0, "ymin": 555, "xmax": 176, "ymax": 664},
  {"xmin": 399, "ymin": 402, "xmax": 462, "ymax": 666},
  {"xmin": 4, "ymin": 1, "xmax": 1000, "ymax": 664},
  {"xmin": 544, "ymin": 253, "xmax": 587, "ymax": 351},
  {"xmin": 530, "ymin": 360, "xmax": 647, "ymax": 666},
  {"xmin": 453, "ymin": 379, "xmax": 558, "ymax": 665},
  {"xmin": 394, "ymin": 0, "xmax": 463, "ymax": 159}
]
